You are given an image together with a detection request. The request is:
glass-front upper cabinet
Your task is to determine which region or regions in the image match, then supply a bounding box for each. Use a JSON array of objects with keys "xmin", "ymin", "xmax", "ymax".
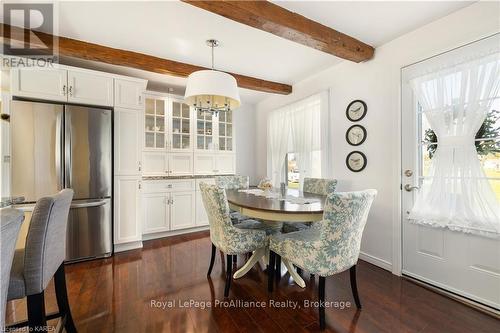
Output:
[
  {"xmin": 171, "ymin": 100, "xmax": 192, "ymax": 151},
  {"xmin": 144, "ymin": 97, "xmax": 166, "ymax": 149},
  {"xmin": 218, "ymin": 111, "xmax": 233, "ymax": 152},
  {"xmin": 196, "ymin": 109, "xmax": 214, "ymax": 151},
  {"xmin": 144, "ymin": 95, "xmax": 193, "ymax": 151}
]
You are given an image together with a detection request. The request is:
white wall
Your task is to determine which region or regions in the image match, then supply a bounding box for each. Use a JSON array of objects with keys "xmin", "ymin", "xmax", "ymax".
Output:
[
  {"xmin": 255, "ymin": 2, "xmax": 500, "ymax": 272},
  {"xmin": 234, "ymin": 103, "xmax": 257, "ymax": 185}
]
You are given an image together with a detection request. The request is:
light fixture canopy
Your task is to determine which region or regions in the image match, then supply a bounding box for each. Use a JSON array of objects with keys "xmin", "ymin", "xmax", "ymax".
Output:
[{"xmin": 184, "ymin": 39, "xmax": 241, "ymax": 115}]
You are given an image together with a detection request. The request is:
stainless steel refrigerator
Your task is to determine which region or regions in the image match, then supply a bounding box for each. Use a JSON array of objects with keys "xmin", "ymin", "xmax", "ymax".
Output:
[{"xmin": 10, "ymin": 100, "xmax": 112, "ymax": 262}]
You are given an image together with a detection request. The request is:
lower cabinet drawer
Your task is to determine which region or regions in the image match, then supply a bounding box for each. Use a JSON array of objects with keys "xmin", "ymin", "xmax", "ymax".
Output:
[{"xmin": 142, "ymin": 179, "xmax": 195, "ymax": 193}]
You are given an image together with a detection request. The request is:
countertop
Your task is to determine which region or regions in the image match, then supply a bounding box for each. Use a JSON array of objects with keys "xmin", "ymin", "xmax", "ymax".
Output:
[{"xmin": 142, "ymin": 174, "xmax": 234, "ymax": 181}]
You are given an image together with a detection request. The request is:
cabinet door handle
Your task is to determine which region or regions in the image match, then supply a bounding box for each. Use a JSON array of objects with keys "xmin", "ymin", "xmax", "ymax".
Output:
[
  {"xmin": 138, "ymin": 95, "xmax": 142, "ymax": 103},
  {"xmin": 167, "ymin": 184, "xmax": 172, "ymax": 188},
  {"xmin": 63, "ymin": 85, "xmax": 67, "ymax": 96},
  {"xmin": 138, "ymin": 161, "xmax": 141, "ymax": 172},
  {"xmin": 138, "ymin": 181, "xmax": 142, "ymax": 190}
]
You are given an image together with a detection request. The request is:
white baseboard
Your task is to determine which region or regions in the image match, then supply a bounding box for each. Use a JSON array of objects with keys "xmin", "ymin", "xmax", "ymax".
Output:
[
  {"xmin": 142, "ymin": 225, "xmax": 209, "ymax": 241},
  {"xmin": 359, "ymin": 251, "xmax": 392, "ymax": 272},
  {"xmin": 114, "ymin": 240, "xmax": 143, "ymax": 253}
]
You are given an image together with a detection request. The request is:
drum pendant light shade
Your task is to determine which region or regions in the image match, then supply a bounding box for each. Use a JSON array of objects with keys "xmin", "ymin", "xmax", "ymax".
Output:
[{"xmin": 184, "ymin": 69, "xmax": 241, "ymax": 112}]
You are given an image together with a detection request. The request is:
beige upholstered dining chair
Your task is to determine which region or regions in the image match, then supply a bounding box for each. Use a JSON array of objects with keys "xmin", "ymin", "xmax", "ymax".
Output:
[
  {"xmin": 6, "ymin": 189, "xmax": 77, "ymax": 332},
  {"xmin": 268, "ymin": 189, "xmax": 377, "ymax": 330}
]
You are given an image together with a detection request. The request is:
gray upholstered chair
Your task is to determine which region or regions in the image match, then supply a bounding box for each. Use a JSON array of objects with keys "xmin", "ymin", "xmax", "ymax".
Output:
[
  {"xmin": 268, "ymin": 190, "xmax": 377, "ymax": 330},
  {"xmin": 215, "ymin": 175, "xmax": 251, "ymax": 225},
  {"xmin": 6, "ymin": 189, "xmax": 76, "ymax": 332},
  {"xmin": 1, "ymin": 209, "xmax": 24, "ymax": 331},
  {"xmin": 282, "ymin": 177, "xmax": 338, "ymax": 233}
]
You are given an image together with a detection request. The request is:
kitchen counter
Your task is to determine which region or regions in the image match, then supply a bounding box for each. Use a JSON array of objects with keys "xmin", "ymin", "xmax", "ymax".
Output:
[{"xmin": 142, "ymin": 174, "xmax": 234, "ymax": 181}]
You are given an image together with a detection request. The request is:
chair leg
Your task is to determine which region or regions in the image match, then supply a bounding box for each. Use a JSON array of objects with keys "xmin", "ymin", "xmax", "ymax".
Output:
[
  {"xmin": 295, "ymin": 265, "xmax": 303, "ymax": 276},
  {"xmin": 27, "ymin": 291, "xmax": 47, "ymax": 331},
  {"xmin": 318, "ymin": 276, "xmax": 326, "ymax": 330},
  {"xmin": 275, "ymin": 254, "xmax": 281, "ymax": 280},
  {"xmin": 54, "ymin": 264, "xmax": 77, "ymax": 333},
  {"xmin": 268, "ymin": 251, "xmax": 276, "ymax": 292},
  {"xmin": 207, "ymin": 243, "xmax": 216, "ymax": 276},
  {"xmin": 233, "ymin": 255, "xmax": 237, "ymax": 264},
  {"xmin": 224, "ymin": 255, "xmax": 233, "ymax": 297},
  {"xmin": 350, "ymin": 265, "xmax": 362, "ymax": 309}
]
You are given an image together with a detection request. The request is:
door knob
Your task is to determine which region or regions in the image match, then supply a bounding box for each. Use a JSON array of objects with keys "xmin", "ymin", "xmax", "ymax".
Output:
[{"xmin": 404, "ymin": 184, "xmax": 420, "ymax": 192}]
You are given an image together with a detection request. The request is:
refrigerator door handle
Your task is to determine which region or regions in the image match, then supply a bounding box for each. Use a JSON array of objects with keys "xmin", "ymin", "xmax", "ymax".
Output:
[
  {"xmin": 70, "ymin": 199, "xmax": 108, "ymax": 209},
  {"xmin": 65, "ymin": 110, "xmax": 73, "ymax": 189},
  {"xmin": 55, "ymin": 112, "xmax": 63, "ymax": 189}
]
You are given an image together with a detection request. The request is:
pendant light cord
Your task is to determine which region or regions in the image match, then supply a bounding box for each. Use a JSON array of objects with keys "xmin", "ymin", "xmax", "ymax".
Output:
[{"xmin": 211, "ymin": 43, "xmax": 215, "ymax": 70}]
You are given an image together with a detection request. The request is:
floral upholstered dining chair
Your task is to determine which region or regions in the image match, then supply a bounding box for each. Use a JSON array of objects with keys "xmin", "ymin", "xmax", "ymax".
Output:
[
  {"xmin": 303, "ymin": 178, "xmax": 338, "ymax": 195},
  {"xmin": 215, "ymin": 175, "xmax": 250, "ymax": 190},
  {"xmin": 215, "ymin": 175, "xmax": 251, "ymax": 225},
  {"xmin": 268, "ymin": 189, "xmax": 377, "ymax": 330},
  {"xmin": 200, "ymin": 183, "xmax": 268, "ymax": 297},
  {"xmin": 282, "ymin": 177, "xmax": 338, "ymax": 233}
]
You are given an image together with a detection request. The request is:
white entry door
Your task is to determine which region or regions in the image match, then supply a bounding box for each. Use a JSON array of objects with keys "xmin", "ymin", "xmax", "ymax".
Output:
[{"xmin": 401, "ymin": 36, "xmax": 500, "ymax": 310}]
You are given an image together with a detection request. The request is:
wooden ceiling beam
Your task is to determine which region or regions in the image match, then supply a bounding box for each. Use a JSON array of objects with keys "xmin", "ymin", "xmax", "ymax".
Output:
[
  {"xmin": 183, "ymin": 0, "xmax": 374, "ymax": 63},
  {"xmin": 1, "ymin": 23, "xmax": 292, "ymax": 95}
]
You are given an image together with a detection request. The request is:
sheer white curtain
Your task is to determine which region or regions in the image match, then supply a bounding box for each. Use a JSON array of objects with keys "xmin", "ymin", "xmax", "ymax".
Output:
[
  {"xmin": 290, "ymin": 95, "xmax": 321, "ymax": 190},
  {"xmin": 409, "ymin": 51, "xmax": 500, "ymax": 238},
  {"xmin": 267, "ymin": 92, "xmax": 330, "ymax": 188},
  {"xmin": 268, "ymin": 109, "xmax": 290, "ymax": 187}
]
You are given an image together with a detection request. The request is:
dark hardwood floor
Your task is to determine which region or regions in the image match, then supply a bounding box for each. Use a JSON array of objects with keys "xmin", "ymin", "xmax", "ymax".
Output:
[{"xmin": 6, "ymin": 231, "xmax": 499, "ymax": 332}]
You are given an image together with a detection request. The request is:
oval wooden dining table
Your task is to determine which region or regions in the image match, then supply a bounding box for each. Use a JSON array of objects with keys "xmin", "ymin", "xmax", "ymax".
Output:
[{"xmin": 226, "ymin": 188, "xmax": 326, "ymax": 288}]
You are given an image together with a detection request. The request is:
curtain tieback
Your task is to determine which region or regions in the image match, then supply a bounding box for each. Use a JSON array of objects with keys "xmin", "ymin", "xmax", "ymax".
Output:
[{"xmin": 439, "ymin": 136, "xmax": 473, "ymax": 147}]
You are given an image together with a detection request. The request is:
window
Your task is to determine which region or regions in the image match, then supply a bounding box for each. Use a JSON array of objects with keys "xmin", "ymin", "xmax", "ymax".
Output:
[
  {"xmin": 267, "ymin": 92, "xmax": 328, "ymax": 189},
  {"xmin": 421, "ymin": 98, "xmax": 500, "ymax": 201},
  {"xmin": 286, "ymin": 151, "xmax": 322, "ymax": 189}
]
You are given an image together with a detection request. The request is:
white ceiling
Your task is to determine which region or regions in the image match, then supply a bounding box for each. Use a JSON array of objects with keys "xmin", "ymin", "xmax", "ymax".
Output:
[
  {"xmin": 274, "ymin": 1, "xmax": 475, "ymax": 47},
  {"xmin": 3, "ymin": 1, "xmax": 475, "ymax": 104}
]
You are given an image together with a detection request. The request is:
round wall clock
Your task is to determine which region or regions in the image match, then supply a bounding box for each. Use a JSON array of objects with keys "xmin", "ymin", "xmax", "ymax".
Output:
[
  {"xmin": 346, "ymin": 125, "xmax": 367, "ymax": 146},
  {"xmin": 346, "ymin": 100, "xmax": 367, "ymax": 122},
  {"xmin": 346, "ymin": 151, "xmax": 367, "ymax": 172}
]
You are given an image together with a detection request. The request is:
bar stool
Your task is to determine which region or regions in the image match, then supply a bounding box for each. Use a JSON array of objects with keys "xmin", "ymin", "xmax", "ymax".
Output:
[{"xmin": 6, "ymin": 189, "xmax": 77, "ymax": 332}]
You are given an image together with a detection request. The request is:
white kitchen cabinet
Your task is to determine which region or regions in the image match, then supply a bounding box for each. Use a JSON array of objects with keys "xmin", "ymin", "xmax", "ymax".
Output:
[
  {"xmin": 143, "ymin": 94, "xmax": 193, "ymax": 152},
  {"xmin": 170, "ymin": 99, "xmax": 193, "ymax": 151},
  {"xmin": 143, "ymin": 152, "xmax": 193, "ymax": 176},
  {"xmin": 143, "ymin": 193, "xmax": 170, "ymax": 234},
  {"xmin": 115, "ymin": 78, "xmax": 146, "ymax": 110},
  {"xmin": 143, "ymin": 151, "xmax": 168, "ymax": 175},
  {"xmin": 115, "ymin": 108, "xmax": 142, "ymax": 176},
  {"xmin": 215, "ymin": 153, "xmax": 236, "ymax": 174},
  {"xmin": 67, "ymin": 69, "xmax": 113, "ymax": 106},
  {"xmin": 169, "ymin": 153, "xmax": 193, "ymax": 176},
  {"xmin": 195, "ymin": 191, "xmax": 209, "ymax": 226},
  {"xmin": 142, "ymin": 180, "xmax": 196, "ymax": 235},
  {"xmin": 170, "ymin": 191, "xmax": 196, "ymax": 230},
  {"xmin": 194, "ymin": 153, "xmax": 216, "ymax": 175},
  {"xmin": 195, "ymin": 178, "xmax": 215, "ymax": 226},
  {"xmin": 11, "ymin": 68, "xmax": 67, "ymax": 102},
  {"xmin": 114, "ymin": 176, "xmax": 142, "ymax": 244}
]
